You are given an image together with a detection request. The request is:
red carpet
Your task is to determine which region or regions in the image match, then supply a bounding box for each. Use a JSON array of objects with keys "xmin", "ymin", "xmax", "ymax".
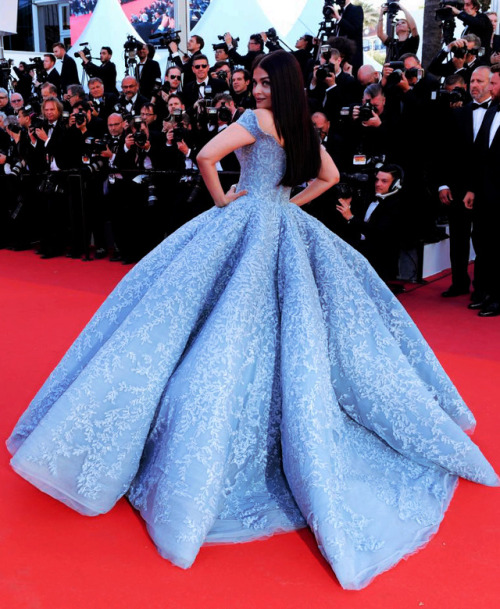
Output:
[{"xmin": 1, "ymin": 251, "xmax": 499, "ymax": 609}]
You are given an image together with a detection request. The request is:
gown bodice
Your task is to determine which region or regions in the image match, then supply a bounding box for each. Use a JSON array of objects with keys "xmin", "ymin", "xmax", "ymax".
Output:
[{"xmin": 234, "ymin": 110, "xmax": 292, "ymax": 206}]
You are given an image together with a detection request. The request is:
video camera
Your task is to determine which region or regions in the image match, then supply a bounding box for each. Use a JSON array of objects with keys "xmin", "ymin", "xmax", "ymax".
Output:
[
  {"xmin": 438, "ymin": 86, "xmax": 468, "ymax": 105},
  {"xmin": 150, "ymin": 28, "xmax": 182, "ymax": 49},
  {"xmin": 74, "ymin": 42, "xmax": 92, "ymax": 60},
  {"xmin": 25, "ymin": 57, "xmax": 44, "ymax": 73},
  {"xmin": 436, "ymin": 1, "xmax": 464, "ymax": 44}
]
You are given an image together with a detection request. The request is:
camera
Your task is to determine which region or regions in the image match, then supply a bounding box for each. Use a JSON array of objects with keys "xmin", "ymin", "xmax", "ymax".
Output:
[
  {"xmin": 74, "ymin": 109, "xmax": 87, "ymax": 126},
  {"xmin": 217, "ymin": 101, "xmax": 232, "ymax": 124},
  {"xmin": 264, "ymin": 28, "xmax": 280, "ymax": 45},
  {"xmin": 131, "ymin": 116, "xmax": 148, "ymax": 146},
  {"xmin": 218, "ymin": 34, "xmax": 240, "ymax": 48},
  {"xmin": 29, "ymin": 115, "xmax": 50, "ymax": 133},
  {"xmin": 149, "ymin": 28, "xmax": 182, "ymax": 49},
  {"xmin": 436, "ymin": 0, "xmax": 464, "ymax": 20},
  {"xmin": 438, "ymin": 86, "xmax": 468, "ymax": 105},
  {"xmin": 382, "ymin": 2, "xmax": 400, "ymax": 16},
  {"xmin": 215, "ymin": 69, "xmax": 228, "ymax": 81},
  {"xmin": 385, "ymin": 61, "xmax": 405, "ymax": 87},
  {"xmin": 74, "ymin": 42, "xmax": 92, "ymax": 60},
  {"xmin": 358, "ymin": 100, "xmax": 375, "ymax": 122},
  {"xmin": 316, "ymin": 63, "xmax": 335, "ymax": 82},
  {"xmin": 124, "ymin": 35, "xmax": 142, "ymax": 53}
]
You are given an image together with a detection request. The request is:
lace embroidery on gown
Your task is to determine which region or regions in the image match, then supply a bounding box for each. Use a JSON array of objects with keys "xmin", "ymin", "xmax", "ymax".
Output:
[{"xmin": 7, "ymin": 109, "xmax": 498, "ymax": 590}]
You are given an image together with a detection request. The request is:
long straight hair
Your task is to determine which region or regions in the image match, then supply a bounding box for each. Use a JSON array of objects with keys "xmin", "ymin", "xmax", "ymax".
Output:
[{"xmin": 252, "ymin": 51, "xmax": 321, "ymax": 186}]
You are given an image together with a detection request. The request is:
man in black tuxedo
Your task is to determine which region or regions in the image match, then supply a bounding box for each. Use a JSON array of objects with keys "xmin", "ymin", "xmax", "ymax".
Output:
[
  {"xmin": 182, "ymin": 55, "xmax": 226, "ymax": 111},
  {"xmin": 80, "ymin": 47, "xmax": 118, "ymax": 94},
  {"xmin": 336, "ymin": 164, "xmax": 404, "ymax": 286},
  {"xmin": 168, "ymin": 36, "xmax": 205, "ymax": 86},
  {"xmin": 224, "ymin": 32, "xmax": 264, "ymax": 72},
  {"xmin": 447, "ymin": 0, "xmax": 493, "ymax": 52},
  {"xmin": 117, "ymin": 76, "xmax": 149, "ymax": 117},
  {"xmin": 53, "ymin": 42, "xmax": 80, "ymax": 96},
  {"xmin": 463, "ymin": 64, "xmax": 500, "ymax": 316},
  {"xmin": 88, "ymin": 77, "xmax": 118, "ymax": 121},
  {"xmin": 35, "ymin": 54, "xmax": 61, "ymax": 92},
  {"xmin": 438, "ymin": 66, "xmax": 492, "ymax": 298},
  {"xmin": 332, "ymin": 0, "xmax": 364, "ymax": 73},
  {"xmin": 136, "ymin": 44, "xmax": 162, "ymax": 99}
]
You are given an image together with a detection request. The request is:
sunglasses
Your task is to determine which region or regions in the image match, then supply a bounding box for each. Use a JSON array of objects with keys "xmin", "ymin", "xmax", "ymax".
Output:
[
  {"xmin": 193, "ymin": 64, "xmax": 208, "ymax": 69},
  {"xmin": 169, "ymin": 75, "xmax": 181, "ymax": 80}
]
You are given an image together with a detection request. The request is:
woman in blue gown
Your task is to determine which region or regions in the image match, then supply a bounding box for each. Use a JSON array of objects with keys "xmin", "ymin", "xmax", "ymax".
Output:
[{"xmin": 6, "ymin": 51, "xmax": 498, "ymax": 590}]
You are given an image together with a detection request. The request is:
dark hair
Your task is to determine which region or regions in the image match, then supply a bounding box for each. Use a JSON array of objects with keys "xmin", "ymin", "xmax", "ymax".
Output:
[
  {"xmin": 400, "ymin": 52, "xmax": 419, "ymax": 63},
  {"xmin": 302, "ymin": 34, "xmax": 314, "ymax": 52},
  {"xmin": 213, "ymin": 93, "xmax": 234, "ymax": 105},
  {"xmin": 233, "ymin": 68, "xmax": 250, "ymax": 82},
  {"xmin": 327, "ymin": 36, "xmax": 355, "ymax": 62},
  {"xmin": 101, "ymin": 47, "xmax": 113, "ymax": 56},
  {"xmin": 444, "ymin": 73, "xmax": 466, "ymax": 87},
  {"xmin": 364, "ymin": 83, "xmax": 384, "ymax": 99},
  {"xmin": 252, "ymin": 50, "xmax": 321, "ymax": 186},
  {"xmin": 44, "ymin": 53, "xmax": 56, "ymax": 65},
  {"xmin": 52, "ymin": 42, "xmax": 65, "ymax": 51},
  {"xmin": 213, "ymin": 60, "xmax": 231, "ymax": 71},
  {"xmin": 250, "ymin": 34, "xmax": 264, "ymax": 51},
  {"xmin": 192, "ymin": 54, "xmax": 208, "ymax": 65},
  {"xmin": 192, "ymin": 35, "xmax": 204, "ymax": 50},
  {"xmin": 377, "ymin": 163, "xmax": 403, "ymax": 186},
  {"xmin": 470, "ymin": 0, "xmax": 480, "ymax": 10},
  {"xmin": 491, "ymin": 63, "xmax": 500, "ymax": 74}
]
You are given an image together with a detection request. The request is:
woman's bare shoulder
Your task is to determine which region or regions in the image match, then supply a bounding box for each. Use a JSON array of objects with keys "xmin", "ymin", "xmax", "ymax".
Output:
[{"xmin": 253, "ymin": 108, "xmax": 275, "ymax": 130}]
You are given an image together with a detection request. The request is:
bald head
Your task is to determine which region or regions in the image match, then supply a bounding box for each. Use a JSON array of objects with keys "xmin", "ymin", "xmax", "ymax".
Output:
[
  {"xmin": 470, "ymin": 66, "xmax": 491, "ymax": 102},
  {"xmin": 357, "ymin": 65, "xmax": 380, "ymax": 87}
]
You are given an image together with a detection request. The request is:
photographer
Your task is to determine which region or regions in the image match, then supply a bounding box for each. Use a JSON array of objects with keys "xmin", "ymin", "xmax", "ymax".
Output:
[
  {"xmin": 329, "ymin": 0, "xmax": 364, "ymax": 73},
  {"xmin": 445, "ymin": 0, "xmax": 493, "ymax": 51},
  {"xmin": 336, "ymin": 164, "xmax": 405, "ymax": 287},
  {"xmin": 231, "ymin": 68, "xmax": 254, "ymax": 110},
  {"xmin": 136, "ymin": 43, "xmax": 162, "ymax": 99},
  {"xmin": 428, "ymin": 34, "xmax": 483, "ymax": 83},
  {"xmin": 0, "ymin": 89, "xmax": 14, "ymax": 116},
  {"xmin": 116, "ymin": 76, "xmax": 149, "ymax": 117},
  {"xmin": 210, "ymin": 61, "xmax": 232, "ymax": 90},
  {"xmin": 40, "ymin": 83, "xmax": 58, "ymax": 102},
  {"xmin": 377, "ymin": 2, "xmax": 419, "ymax": 61},
  {"xmin": 88, "ymin": 77, "xmax": 118, "ymax": 121},
  {"xmin": 435, "ymin": 66, "xmax": 491, "ymax": 298},
  {"xmin": 52, "ymin": 42, "xmax": 80, "ymax": 96},
  {"xmin": 32, "ymin": 55, "xmax": 61, "ymax": 93},
  {"xmin": 80, "ymin": 47, "xmax": 118, "ymax": 94},
  {"xmin": 224, "ymin": 32, "xmax": 265, "ymax": 72},
  {"xmin": 12, "ymin": 62, "xmax": 33, "ymax": 102},
  {"xmin": 357, "ymin": 65, "xmax": 382, "ymax": 87},
  {"xmin": 293, "ymin": 35, "xmax": 315, "ymax": 81},
  {"xmin": 65, "ymin": 84, "xmax": 86, "ymax": 108},
  {"xmin": 168, "ymin": 35, "xmax": 205, "ymax": 86},
  {"xmin": 182, "ymin": 55, "xmax": 226, "ymax": 111}
]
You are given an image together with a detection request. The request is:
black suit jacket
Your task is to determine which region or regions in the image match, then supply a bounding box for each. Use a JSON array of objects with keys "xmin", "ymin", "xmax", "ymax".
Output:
[
  {"xmin": 182, "ymin": 77, "xmax": 227, "ymax": 110},
  {"xmin": 136, "ymin": 58, "xmax": 162, "ymax": 98},
  {"xmin": 470, "ymin": 101, "xmax": 500, "ymax": 211},
  {"xmin": 83, "ymin": 60, "xmax": 118, "ymax": 94},
  {"xmin": 60, "ymin": 54, "xmax": 80, "ymax": 95},
  {"xmin": 338, "ymin": 4, "xmax": 364, "ymax": 71}
]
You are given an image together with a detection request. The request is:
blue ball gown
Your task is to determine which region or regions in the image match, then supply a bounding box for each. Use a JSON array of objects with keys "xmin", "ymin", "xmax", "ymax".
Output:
[{"xmin": 7, "ymin": 110, "xmax": 498, "ymax": 589}]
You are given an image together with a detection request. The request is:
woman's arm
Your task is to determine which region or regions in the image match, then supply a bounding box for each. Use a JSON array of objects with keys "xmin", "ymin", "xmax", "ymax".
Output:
[
  {"xmin": 289, "ymin": 146, "xmax": 339, "ymax": 207},
  {"xmin": 400, "ymin": 4, "xmax": 418, "ymax": 37},
  {"xmin": 196, "ymin": 123, "xmax": 254, "ymax": 207}
]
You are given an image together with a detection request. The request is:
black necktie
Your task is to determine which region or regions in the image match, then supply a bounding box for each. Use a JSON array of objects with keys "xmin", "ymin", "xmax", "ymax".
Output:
[{"xmin": 472, "ymin": 102, "xmax": 489, "ymax": 110}]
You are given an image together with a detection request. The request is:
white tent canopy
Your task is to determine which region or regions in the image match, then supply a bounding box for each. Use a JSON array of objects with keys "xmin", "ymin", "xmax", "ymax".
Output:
[
  {"xmin": 192, "ymin": 0, "xmax": 325, "ymax": 60},
  {"xmin": 68, "ymin": 0, "xmax": 147, "ymax": 86}
]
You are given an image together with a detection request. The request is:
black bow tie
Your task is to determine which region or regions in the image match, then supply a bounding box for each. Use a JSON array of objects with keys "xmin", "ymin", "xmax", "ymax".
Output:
[
  {"xmin": 374, "ymin": 195, "xmax": 384, "ymax": 203},
  {"xmin": 472, "ymin": 102, "xmax": 489, "ymax": 110}
]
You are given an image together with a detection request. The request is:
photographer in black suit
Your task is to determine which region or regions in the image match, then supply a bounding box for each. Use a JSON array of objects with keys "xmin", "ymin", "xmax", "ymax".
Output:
[
  {"xmin": 331, "ymin": 0, "xmax": 364, "ymax": 73},
  {"xmin": 336, "ymin": 164, "xmax": 405, "ymax": 287},
  {"xmin": 463, "ymin": 64, "xmax": 500, "ymax": 316},
  {"xmin": 116, "ymin": 76, "xmax": 149, "ymax": 117},
  {"xmin": 136, "ymin": 43, "xmax": 162, "ymax": 99},
  {"xmin": 446, "ymin": 0, "xmax": 493, "ymax": 52},
  {"xmin": 53, "ymin": 42, "xmax": 80, "ymax": 96},
  {"xmin": 168, "ymin": 36, "xmax": 205, "ymax": 86},
  {"xmin": 80, "ymin": 47, "xmax": 118, "ymax": 94},
  {"xmin": 182, "ymin": 55, "xmax": 226, "ymax": 111},
  {"xmin": 224, "ymin": 32, "xmax": 265, "ymax": 72},
  {"xmin": 438, "ymin": 66, "xmax": 491, "ymax": 299}
]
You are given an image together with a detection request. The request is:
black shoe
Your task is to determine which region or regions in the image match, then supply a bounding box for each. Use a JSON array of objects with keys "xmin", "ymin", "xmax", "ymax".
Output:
[
  {"xmin": 40, "ymin": 251, "xmax": 63, "ymax": 259},
  {"xmin": 478, "ymin": 301, "xmax": 500, "ymax": 317},
  {"xmin": 468, "ymin": 295, "xmax": 489, "ymax": 310},
  {"xmin": 441, "ymin": 286, "xmax": 469, "ymax": 298},
  {"xmin": 94, "ymin": 248, "xmax": 107, "ymax": 259},
  {"xmin": 109, "ymin": 253, "xmax": 122, "ymax": 262}
]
